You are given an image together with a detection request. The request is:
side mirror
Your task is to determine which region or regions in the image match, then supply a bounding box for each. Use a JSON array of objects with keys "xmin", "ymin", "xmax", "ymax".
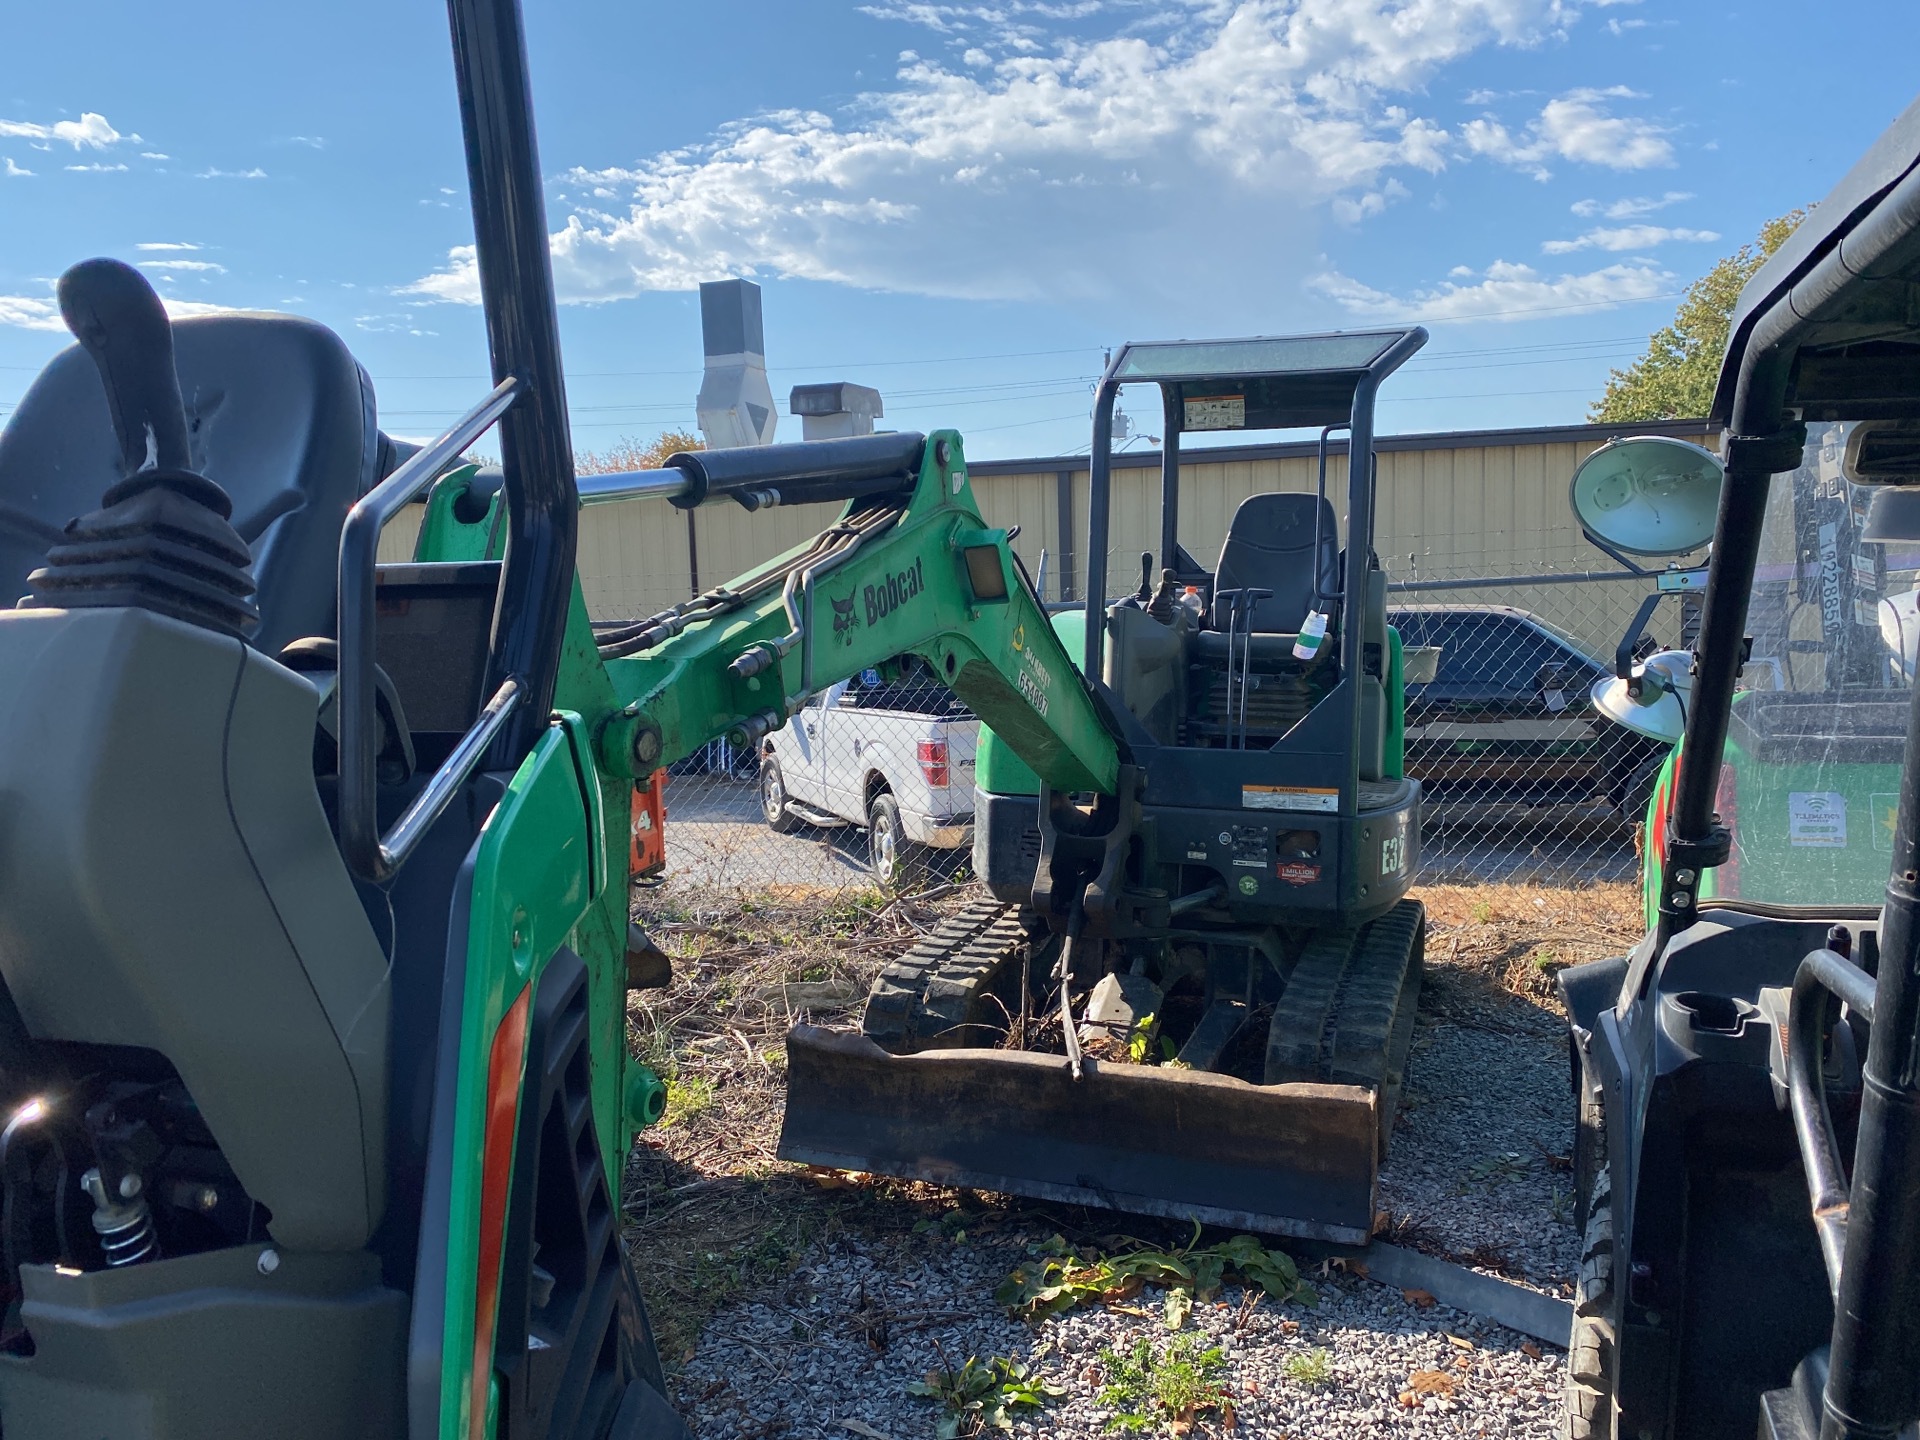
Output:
[
  {"xmin": 1571, "ymin": 436, "xmax": 1723, "ymax": 558},
  {"xmin": 1592, "ymin": 649, "xmax": 1692, "ymax": 745}
]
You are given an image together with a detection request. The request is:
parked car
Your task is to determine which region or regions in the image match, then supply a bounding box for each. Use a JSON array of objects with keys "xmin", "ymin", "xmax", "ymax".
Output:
[
  {"xmin": 760, "ymin": 663, "xmax": 979, "ymax": 886},
  {"xmin": 1389, "ymin": 603, "xmax": 1668, "ymax": 821}
]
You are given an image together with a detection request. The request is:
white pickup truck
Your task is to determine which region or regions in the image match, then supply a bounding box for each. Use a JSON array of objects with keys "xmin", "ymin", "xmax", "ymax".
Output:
[{"xmin": 759, "ymin": 667, "xmax": 979, "ymax": 886}]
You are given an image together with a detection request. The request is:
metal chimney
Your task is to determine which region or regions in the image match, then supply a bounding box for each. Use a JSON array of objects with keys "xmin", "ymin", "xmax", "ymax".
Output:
[
  {"xmin": 789, "ymin": 382, "xmax": 884, "ymax": 441},
  {"xmin": 696, "ymin": 279, "xmax": 777, "ymax": 448}
]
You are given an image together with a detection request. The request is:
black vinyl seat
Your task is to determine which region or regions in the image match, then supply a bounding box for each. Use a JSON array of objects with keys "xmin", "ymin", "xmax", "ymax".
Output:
[
  {"xmin": 1210, "ymin": 492, "xmax": 1338, "ymax": 633},
  {"xmin": 0, "ymin": 314, "xmax": 379, "ymax": 655},
  {"xmin": 1192, "ymin": 492, "xmax": 1339, "ymax": 664}
]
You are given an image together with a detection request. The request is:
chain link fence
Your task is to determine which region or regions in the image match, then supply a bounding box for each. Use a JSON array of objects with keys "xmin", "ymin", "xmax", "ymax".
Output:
[{"xmin": 629, "ymin": 551, "xmax": 1685, "ymax": 899}]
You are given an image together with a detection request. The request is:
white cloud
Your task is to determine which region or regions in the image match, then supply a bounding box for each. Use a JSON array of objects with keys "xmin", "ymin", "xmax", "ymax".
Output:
[
  {"xmin": 407, "ymin": 0, "xmax": 1583, "ymax": 308},
  {"xmin": 0, "ymin": 111, "xmax": 130, "ymax": 149},
  {"xmin": 3, "ymin": 157, "xmax": 31, "ymax": 178},
  {"xmin": 138, "ymin": 258, "xmax": 227, "ymax": 273},
  {"xmin": 0, "ymin": 296, "xmax": 62, "ymax": 331},
  {"xmin": 1541, "ymin": 222, "xmax": 1717, "ymax": 254},
  {"xmin": 64, "ymin": 162, "xmax": 128, "ymax": 173},
  {"xmin": 0, "ymin": 289, "xmax": 249, "ymax": 331},
  {"xmin": 1463, "ymin": 86, "xmax": 1673, "ymax": 179},
  {"xmin": 1332, "ymin": 177, "xmax": 1409, "ymax": 224},
  {"xmin": 288, "ymin": 135, "xmax": 325, "ymax": 148},
  {"xmin": 196, "ymin": 166, "xmax": 267, "ymax": 180},
  {"xmin": 139, "ymin": 151, "xmax": 170, "ymax": 160},
  {"xmin": 1570, "ymin": 189, "xmax": 1690, "ymax": 219},
  {"xmin": 1605, "ymin": 16, "xmax": 1647, "ymax": 32},
  {"xmin": 1311, "ymin": 257, "xmax": 1674, "ymax": 322},
  {"xmin": 354, "ymin": 313, "xmax": 437, "ymax": 336},
  {"xmin": 136, "ymin": 241, "xmax": 201, "ymax": 251}
]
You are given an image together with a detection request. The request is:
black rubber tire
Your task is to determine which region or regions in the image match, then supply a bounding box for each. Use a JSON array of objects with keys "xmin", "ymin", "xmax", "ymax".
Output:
[
  {"xmin": 866, "ymin": 792, "xmax": 924, "ymax": 890},
  {"xmin": 1566, "ymin": 1130, "xmax": 1617, "ymax": 1440},
  {"xmin": 761, "ymin": 755, "xmax": 801, "ymax": 833},
  {"xmin": 862, "ymin": 897, "xmax": 1040, "ymax": 1052}
]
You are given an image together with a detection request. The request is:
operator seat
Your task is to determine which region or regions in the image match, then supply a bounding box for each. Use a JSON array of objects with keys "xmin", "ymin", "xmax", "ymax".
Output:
[
  {"xmin": 0, "ymin": 314, "xmax": 380, "ymax": 654},
  {"xmin": 1194, "ymin": 492, "xmax": 1339, "ymax": 655}
]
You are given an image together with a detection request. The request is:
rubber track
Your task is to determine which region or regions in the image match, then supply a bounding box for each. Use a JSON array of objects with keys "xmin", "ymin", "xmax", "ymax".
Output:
[
  {"xmin": 1265, "ymin": 900, "xmax": 1424, "ymax": 1145},
  {"xmin": 860, "ymin": 897, "xmax": 1033, "ymax": 1054},
  {"xmin": 1263, "ymin": 926, "xmax": 1361, "ymax": 1084}
]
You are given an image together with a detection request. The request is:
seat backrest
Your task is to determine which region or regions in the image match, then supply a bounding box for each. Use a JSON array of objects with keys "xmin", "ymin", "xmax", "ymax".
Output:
[
  {"xmin": 0, "ymin": 314, "xmax": 377, "ymax": 655},
  {"xmin": 1211, "ymin": 492, "xmax": 1338, "ymax": 634}
]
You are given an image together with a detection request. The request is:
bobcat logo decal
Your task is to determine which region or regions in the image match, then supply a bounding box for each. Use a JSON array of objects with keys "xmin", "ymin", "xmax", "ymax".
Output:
[{"xmin": 831, "ymin": 594, "xmax": 859, "ymax": 646}]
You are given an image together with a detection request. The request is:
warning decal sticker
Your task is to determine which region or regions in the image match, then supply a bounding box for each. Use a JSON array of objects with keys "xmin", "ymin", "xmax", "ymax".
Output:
[
  {"xmin": 1243, "ymin": 784, "xmax": 1338, "ymax": 814},
  {"xmin": 1184, "ymin": 394, "xmax": 1246, "ymax": 430}
]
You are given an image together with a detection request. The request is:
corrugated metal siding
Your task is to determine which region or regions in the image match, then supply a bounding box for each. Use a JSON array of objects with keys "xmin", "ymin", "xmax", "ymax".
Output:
[{"xmin": 377, "ymin": 428, "xmax": 1715, "ymax": 660}]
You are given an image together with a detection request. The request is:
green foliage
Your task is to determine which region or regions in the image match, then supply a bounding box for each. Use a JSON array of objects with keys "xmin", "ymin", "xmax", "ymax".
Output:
[
  {"xmin": 660, "ymin": 1074, "xmax": 714, "ymax": 1127},
  {"xmin": 1097, "ymin": 1334, "xmax": 1229, "ymax": 1433},
  {"xmin": 997, "ymin": 1228, "xmax": 1315, "ymax": 1322},
  {"xmin": 1127, "ymin": 1015, "xmax": 1159, "ymax": 1064},
  {"xmin": 906, "ymin": 1355, "xmax": 1066, "ymax": 1437},
  {"xmin": 1591, "ymin": 211, "xmax": 1806, "ymax": 423},
  {"xmin": 1281, "ymin": 1347, "xmax": 1334, "ymax": 1389}
]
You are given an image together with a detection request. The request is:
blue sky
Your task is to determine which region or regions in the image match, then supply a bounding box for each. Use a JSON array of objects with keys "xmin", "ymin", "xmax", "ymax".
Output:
[{"xmin": 2, "ymin": 0, "xmax": 1916, "ymax": 461}]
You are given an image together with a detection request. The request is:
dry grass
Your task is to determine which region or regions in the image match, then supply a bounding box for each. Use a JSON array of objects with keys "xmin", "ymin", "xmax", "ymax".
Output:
[
  {"xmin": 621, "ymin": 877, "xmax": 1648, "ymax": 1362},
  {"xmin": 1414, "ymin": 880, "xmax": 1641, "ymax": 1028},
  {"xmin": 623, "ymin": 881, "xmax": 975, "ymax": 1361}
]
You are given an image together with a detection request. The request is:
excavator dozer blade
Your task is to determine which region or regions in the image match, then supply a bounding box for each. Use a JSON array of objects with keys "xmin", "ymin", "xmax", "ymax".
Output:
[{"xmin": 778, "ymin": 1025, "xmax": 1380, "ymax": 1244}]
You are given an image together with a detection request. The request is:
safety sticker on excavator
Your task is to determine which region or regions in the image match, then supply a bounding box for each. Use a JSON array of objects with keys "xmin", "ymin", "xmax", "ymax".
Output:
[{"xmin": 1243, "ymin": 784, "xmax": 1338, "ymax": 813}]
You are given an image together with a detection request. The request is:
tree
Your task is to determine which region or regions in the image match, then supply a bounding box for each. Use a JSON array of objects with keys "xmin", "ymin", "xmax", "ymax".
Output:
[
  {"xmin": 575, "ymin": 429, "xmax": 703, "ymax": 475},
  {"xmin": 1590, "ymin": 211, "xmax": 1807, "ymax": 423}
]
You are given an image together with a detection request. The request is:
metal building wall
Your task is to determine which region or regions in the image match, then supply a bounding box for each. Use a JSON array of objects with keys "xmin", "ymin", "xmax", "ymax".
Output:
[{"xmin": 374, "ymin": 420, "xmax": 1714, "ymax": 659}]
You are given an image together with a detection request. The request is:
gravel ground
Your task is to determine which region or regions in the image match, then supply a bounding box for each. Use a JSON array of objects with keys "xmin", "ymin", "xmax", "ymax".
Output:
[
  {"xmin": 637, "ymin": 881, "xmax": 1637, "ymax": 1438},
  {"xmin": 666, "ymin": 1010, "xmax": 1578, "ymax": 1439},
  {"xmin": 1378, "ymin": 1020, "xmax": 1578, "ymax": 1290},
  {"xmin": 674, "ymin": 1225, "xmax": 1564, "ymax": 1440}
]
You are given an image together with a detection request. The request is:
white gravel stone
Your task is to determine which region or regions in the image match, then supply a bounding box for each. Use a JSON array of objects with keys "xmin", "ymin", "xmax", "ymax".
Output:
[{"xmin": 672, "ymin": 1012, "xmax": 1576, "ymax": 1438}]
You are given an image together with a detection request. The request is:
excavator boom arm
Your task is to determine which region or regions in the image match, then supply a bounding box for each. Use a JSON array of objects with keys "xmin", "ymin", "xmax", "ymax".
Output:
[{"xmin": 588, "ymin": 429, "xmax": 1120, "ymax": 797}]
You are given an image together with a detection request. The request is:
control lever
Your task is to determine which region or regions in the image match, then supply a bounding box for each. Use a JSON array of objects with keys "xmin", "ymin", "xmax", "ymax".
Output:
[
  {"xmin": 22, "ymin": 258, "xmax": 258, "ymax": 637},
  {"xmin": 58, "ymin": 258, "xmax": 193, "ymax": 479}
]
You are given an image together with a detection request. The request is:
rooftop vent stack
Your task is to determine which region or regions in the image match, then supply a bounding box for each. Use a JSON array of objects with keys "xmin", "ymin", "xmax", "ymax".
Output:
[
  {"xmin": 695, "ymin": 279, "xmax": 777, "ymax": 448},
  {"xmin": 789, "ymin": 382, "xmax": 885, "ymax": 441}
]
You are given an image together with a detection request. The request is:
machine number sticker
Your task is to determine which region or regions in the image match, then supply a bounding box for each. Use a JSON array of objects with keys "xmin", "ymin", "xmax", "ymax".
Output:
[
  {"xmin": 1184, "ymin": 394, "xmax": 1246, "ymax": 430},
  {"xmin": 1788, "ymin": 791, "xmax": 1848, "ymax": 848},
  {"xmin": 1873, "ymin": 793, "xmax": 1900, "ymax": 852},
  {"xmin": 1243, "ymin": 784, "xmax": 1338, "ymax": 813},
  {"xmin": 1381, "ymin": 835, "xmax": 1406, "ymax": 876}
]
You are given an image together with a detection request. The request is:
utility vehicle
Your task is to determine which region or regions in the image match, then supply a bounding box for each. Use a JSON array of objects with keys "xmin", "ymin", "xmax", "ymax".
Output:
[{"xmin": 1557, "ymin": 95, "xmax": 1920, "ymax": 1440}]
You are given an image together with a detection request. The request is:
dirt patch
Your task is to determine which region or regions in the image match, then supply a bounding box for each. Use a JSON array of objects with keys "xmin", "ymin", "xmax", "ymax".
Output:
[
  {"xmin": 625, "ymin": 881, "xmax": 975, "ymax": 1360},
  {"xmin": 1416, "ymin": 880, "xmax": 1640, "ymax": 1029}
]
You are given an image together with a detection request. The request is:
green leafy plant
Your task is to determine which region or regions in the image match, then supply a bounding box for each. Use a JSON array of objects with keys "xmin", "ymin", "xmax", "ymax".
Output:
[
  {"xmin": 1098, "ymin": 1334, "xmax": 1229, "ymax": 1433},
  {"xmin": 906, "ymin": 1355, "xmax": 1066, "ymax": 1438},
  {"xmin": 1281, "ymin": 1347, "xmax": 1333, "ymax": 1390},
  {"xmin": 1127, "ymin": 1016, "xmax": 1159, "ymax": 1064},
  {"xmin": 660, "ymin": 1074, "xmax": 715, "ymax": 1127},
  {"xmin": 997, "ymin": 1226, "xmax": 1315, "ymax": 1321}
]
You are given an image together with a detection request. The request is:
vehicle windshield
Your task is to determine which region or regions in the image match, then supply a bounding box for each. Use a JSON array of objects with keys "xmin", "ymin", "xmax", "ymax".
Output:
[{"xmin": 1711, "ymin": 423, "xmax": 1919, "ymax": 907}]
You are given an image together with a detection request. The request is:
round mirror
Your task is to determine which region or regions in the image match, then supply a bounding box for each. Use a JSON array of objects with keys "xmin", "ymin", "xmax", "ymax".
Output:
[
  {"xmin": 1591, "ymin": 648, "xmax": 1692, "ymax": 745},
  {"xmin": 1570, "ymin": 436, "xmax": 1723, "ymax": 557}
]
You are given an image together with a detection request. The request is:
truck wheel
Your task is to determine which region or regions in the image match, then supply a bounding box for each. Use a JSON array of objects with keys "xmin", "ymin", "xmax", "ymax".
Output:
[
  {"xmin": 866, "ymin": 792, "xmax": 922, "ymax": 889},
  {"xmin": 761, "ymin": 756, "xmax": 801, "ymax": 833},
  {"xmin": 1565, "ymin": 1152, "xmax": 1618, "ymax": 1440}
]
